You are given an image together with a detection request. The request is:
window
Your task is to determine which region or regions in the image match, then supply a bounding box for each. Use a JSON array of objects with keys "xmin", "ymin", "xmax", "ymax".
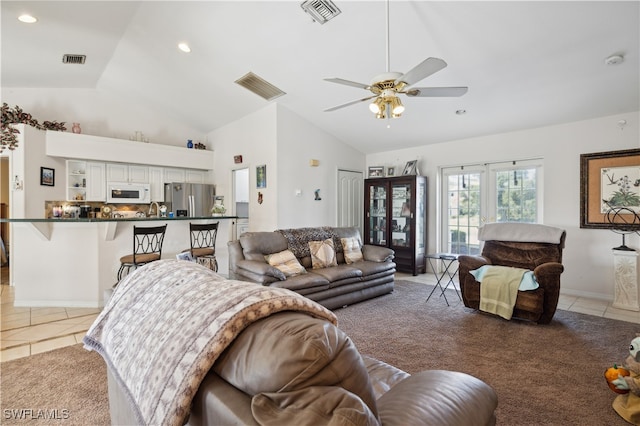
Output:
[{"xmin": 441, "ymin": 159, "xmax": 543, "ymax": 254}]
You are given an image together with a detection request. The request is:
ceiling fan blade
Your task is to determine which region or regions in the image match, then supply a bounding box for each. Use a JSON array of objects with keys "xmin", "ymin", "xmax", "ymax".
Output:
[
  {"xmin": 324, "ymin": 78, "xmax": 371, "ymax": 90},
  {"xmin": 395, "ymin": 57, "xmax": 448, "ymax": 87},
  {"xmin": 324, "ymin": 95, "xmax": 378, "ymax": 112},
  {"xmin": 405, "ymin": 87, "xmax": 468, "ymax": 97}
]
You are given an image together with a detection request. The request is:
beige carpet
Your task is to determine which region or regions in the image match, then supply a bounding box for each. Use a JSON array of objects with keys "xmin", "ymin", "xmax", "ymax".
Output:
[
  {"xmin": 1, "ymin": 344, "xmax": 109, "ymax": 425},
  {"xmin": 335, "ymin": 280, "xmax": 635, "ymax": 425},
  {"xmin": 0, "ymin": 280, "xmax": 635, "ymax": 425}
]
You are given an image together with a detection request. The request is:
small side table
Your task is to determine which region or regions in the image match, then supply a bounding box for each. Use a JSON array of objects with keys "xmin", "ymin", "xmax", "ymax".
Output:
[{"xmin": 425, "ymin": 253, "xmax": 461, "ymax": 306}]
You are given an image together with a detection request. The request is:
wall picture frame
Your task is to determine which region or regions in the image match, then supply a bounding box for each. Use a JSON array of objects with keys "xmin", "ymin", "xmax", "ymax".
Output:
[
  {"xmin": 580, "ymin": 148, "xmax": 640, "ymax": 229},
  {"xmin": 40, "ymin": 167, "xmax": 55, "ymax": 186},
  {"xmin": 368, "ymin": 166, "xmax": 384, "ymax": 178},
  {"xmin": 387, "ymin": 166, "xmax": 395, "ymax": 177},
  {"xmin": 256, "ymin": 164, "xmax": 267, "ymax": 188},
  {"xmin": 402, "ymin": 160, "xmax": 417, "ymax": 175}
]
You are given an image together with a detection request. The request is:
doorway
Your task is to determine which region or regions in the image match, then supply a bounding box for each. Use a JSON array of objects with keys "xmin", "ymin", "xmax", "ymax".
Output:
[
  {"xmin": 440, "ymin": 159, "xmax": 543, "ymax": 254},
  {"xmin": 337, "ymin": 169, "xmax": 363, "ymax": 235},
  {"xmin": 232, "ymin": 168, "xmax": 250, "ymax": 238}
]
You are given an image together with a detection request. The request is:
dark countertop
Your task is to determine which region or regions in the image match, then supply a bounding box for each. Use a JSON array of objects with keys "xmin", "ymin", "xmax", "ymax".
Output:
[{"xmin": 0, "ymin": 215, "xmax": 238, "ymax": 223}]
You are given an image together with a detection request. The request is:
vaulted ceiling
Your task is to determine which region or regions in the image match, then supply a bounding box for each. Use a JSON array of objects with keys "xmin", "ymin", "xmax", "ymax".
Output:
[{"xmin": 2, "ymin": 1, "xmax": 638, "ymax": 154}]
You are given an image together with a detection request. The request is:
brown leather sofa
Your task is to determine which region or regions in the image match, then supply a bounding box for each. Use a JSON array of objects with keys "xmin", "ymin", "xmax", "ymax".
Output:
[
  {"xmin": 108, "ymin": 310, "xmax": 498, "ymax": 425},
  {"xmin": 458, "ymin": 222, "xmax": 566, "ymax": 324},
  {"xmin": 228, "ymin": 226, "xmax": 396, "ymax": 309}
]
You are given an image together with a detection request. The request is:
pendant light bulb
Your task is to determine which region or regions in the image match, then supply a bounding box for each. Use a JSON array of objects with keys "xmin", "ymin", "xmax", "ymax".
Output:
[{"xmin": 391, "ymin": 97, "xmax": 404, "ymax": 116}]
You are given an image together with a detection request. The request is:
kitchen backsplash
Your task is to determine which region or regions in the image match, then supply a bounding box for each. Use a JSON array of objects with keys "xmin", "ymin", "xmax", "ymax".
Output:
[{"xmin": 44, "ymin": 201, "xmax": 155, "ymax": 219}]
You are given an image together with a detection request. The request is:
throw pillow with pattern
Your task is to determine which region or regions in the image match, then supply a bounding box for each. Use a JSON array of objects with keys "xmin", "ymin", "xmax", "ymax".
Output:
[
  {"xmin": 265, "ymin": 250, "xmax": 306, "ymax": 277},
  {"xmin": 309, "ymin": 239, "xmax": 338, "ymax": 269},
  {"xmin": 341, "ymin": 237, "xmax": 363, "ymax": 264}
]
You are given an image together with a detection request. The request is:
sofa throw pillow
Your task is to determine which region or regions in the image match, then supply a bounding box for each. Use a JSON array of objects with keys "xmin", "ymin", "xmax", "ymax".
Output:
[
  {"xmin": 340, "ymin": 237, "xmax": 363, "ymax": 264},
  {"xmin": 265, "ymin": 249, "xmax": 306, "ymax": 277},
  {"xmin": 469, "ymin": 265, "xmax": 539, "ymax": 291},
  {"xmin": 309, "ymin": 239, "xmax": 338, "ymax": 269}
]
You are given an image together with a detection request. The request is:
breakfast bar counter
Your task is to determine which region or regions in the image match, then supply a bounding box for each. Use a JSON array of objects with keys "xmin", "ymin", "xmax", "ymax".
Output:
[{"xmin": 3, "ymin": 216, "xmax": 238, "ymax": 308}]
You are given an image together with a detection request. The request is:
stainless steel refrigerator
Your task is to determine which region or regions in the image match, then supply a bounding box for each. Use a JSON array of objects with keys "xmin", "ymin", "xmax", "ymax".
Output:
[{"xmin": 164, "ymin": 183, "xmax": 215, "ymax": 217}]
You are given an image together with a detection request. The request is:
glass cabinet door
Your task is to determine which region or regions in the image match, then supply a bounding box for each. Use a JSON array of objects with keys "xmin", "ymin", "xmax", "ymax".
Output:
[
  {"xmin": 390, "ymin": 182, "xmax": 412, "ymax": 248},
  {"xmin": 415, "ymin": 178, "xmax": 426, "ymax": 254},
  {"xmin": 368, "ymin": 183, "xmax": 387, "ymax": 245}
]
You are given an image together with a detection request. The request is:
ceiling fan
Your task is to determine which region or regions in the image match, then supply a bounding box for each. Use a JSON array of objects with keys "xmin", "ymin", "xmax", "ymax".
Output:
[{"xmin": 324, "ymin": 0, "xmax": 468, "ymax": 119}]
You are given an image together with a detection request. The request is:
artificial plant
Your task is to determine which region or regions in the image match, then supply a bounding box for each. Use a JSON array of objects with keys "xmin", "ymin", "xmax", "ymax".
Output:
[{"xmin": 1, "ymin": 103, "xmax": 67, "ymax": 152}]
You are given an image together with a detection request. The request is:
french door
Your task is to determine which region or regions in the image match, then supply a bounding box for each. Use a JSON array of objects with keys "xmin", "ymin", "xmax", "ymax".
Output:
[{"xmin": 440, "ymin": 159, "xmax": 543, "ymax": 255}]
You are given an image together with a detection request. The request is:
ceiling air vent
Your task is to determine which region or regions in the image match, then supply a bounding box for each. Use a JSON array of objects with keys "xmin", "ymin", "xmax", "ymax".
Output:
[
  {"xmin": 301, "ymin": 0, "xmax": 341, "ymax": 24},
  {"xmin": 235, "ymin": 72, "xmax": 286, "ymax": 101},
  {"xmin": 62, "ymin": 54, "xmax": 86, "ymax": 64}
]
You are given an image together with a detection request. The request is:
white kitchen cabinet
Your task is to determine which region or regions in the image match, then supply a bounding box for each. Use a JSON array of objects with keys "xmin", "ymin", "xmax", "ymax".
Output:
[
  {"xmin": 66, "ymin": 160, "xmax": 105, "ymax": 201},
  {"xmin": 149, "ymin": 166, "xmax": 165, "ymax": 202},
  {"xmin": 106, "ymin": 163, "xmax": 127, "ymax": 182},
  {"xmin": 185, "ymin": 169, "xmax": 206, "ymax": 183},
  {"xmin": 86, "ymin": 162, "xmax": 106, "ymax": 201},
  {"xmin": 129, "ymin": 165, "xmax": 149, "ymax": 183},
  {"xmin": 106, "ymin": 163, "xmax": 149, "ymax": 183},
  {"xmin": 164, "ymin": 168, "xmax": 186, "ymax": 183}
]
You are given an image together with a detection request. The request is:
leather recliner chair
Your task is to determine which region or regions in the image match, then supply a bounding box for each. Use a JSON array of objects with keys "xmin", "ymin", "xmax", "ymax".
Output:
[{"xmin": 458, "ymin": 222, "xmax": 566, "ymax": 324}]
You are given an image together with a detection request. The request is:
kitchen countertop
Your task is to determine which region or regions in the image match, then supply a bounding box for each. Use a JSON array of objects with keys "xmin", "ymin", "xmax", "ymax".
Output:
[{"xmin": 0, "ymin": 215, "xmax": 238, "ymax": 223}]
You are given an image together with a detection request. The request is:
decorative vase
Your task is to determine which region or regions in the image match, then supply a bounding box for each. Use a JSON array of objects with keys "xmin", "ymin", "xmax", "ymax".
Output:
[
  {"xmin": 72, "ymin": 123, "xmax": 81, "ymax": 134},
  {"xmin": 187, "ymin": 139, "xmax": 193, "ymax": 149}
]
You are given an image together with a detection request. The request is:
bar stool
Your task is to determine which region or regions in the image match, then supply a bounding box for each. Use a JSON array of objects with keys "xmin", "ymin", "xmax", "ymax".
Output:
[
  {"xmin": 184, "ymin": 222, "xmax": 219, "ymax": 272},
  {"xmin": 117, "ymin": 224, "xmax": 167, "ymax": 281}
]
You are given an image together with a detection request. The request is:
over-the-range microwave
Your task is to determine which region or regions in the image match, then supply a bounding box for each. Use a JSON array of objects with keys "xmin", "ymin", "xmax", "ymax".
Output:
[{"xmin": 107, "ymin": 182, "xmax": 151, "ymax": 204}]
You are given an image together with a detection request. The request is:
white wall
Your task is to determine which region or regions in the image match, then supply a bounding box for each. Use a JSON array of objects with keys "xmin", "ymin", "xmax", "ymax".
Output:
[
  {"xmin": 208, "ymin": 105, "xmax": 279, "ymax": 232},
  {"xmin": 2, "ymin": 88, "xmax": 204, "ymax": 147},
  {"xmin": 5, "ymin": 125, "xmax": 66, "ymax": 218},
  {"xmin": 276, "ymin": 105, "xmax": 365, "ymax": 228},
  {"xmin": 367, "ymin": 111, "xmax": 640, "ymax": 300},
  {"xmin": 208, "ymin": 104, "xmax": 366, "ymax": 231}
]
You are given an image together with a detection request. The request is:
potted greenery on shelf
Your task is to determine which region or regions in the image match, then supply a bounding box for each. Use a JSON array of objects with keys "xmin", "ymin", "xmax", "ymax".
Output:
[{"xmin": 1, "ymin": 103, "xmax": 67, "ymax": 152}]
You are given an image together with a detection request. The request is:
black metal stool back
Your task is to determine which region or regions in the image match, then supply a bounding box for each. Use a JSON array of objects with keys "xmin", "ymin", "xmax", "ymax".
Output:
[
  {"xmin": 188, "ymin": 222, "xmax": 219, "ymax": 271},
  {"xmin": 118, "ymin": 224, "xmax": 167, "ymax": 281}
]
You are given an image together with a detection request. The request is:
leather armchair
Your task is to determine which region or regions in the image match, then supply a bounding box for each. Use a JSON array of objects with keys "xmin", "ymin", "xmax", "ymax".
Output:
[{"xmin": 458, "ymin": 222, "xmax": 566, "ymax": 324}]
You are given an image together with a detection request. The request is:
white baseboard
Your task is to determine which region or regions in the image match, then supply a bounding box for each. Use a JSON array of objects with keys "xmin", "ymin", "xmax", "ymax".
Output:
[{"xmin": 560, "ymin": 288, "xmax": 612, "ymax": 303}]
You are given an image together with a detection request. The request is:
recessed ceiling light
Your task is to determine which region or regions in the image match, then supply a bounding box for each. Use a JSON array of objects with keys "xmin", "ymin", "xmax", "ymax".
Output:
[
  {"xmin": 456, "ymin": 109, "xmax": 467, "ymax": 115},
  {"xmin": 18, "ymin": 14, "xmax": 37, "ymax": 24},
  {"xmin": 178, "ymin": 43, "xmax": 191, "ymax": 53}
]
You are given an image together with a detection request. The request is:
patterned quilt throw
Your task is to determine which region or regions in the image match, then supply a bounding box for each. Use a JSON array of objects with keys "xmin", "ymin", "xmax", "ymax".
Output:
[{"xmin": 83, "ymin": 259, "xmax": 336, "ymax": 426}]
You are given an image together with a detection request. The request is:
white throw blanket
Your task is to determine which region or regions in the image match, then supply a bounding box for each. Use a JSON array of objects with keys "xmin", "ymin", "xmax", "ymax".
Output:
[
  {"xmin": 478, "ymin": 222, "xmax": 565, "ymax": 244},
  {"xmin": 83, "ymin": 260, "xmax": 336, "ymax": 426},
  {"xmin": 479, "ymin": 265, "xmax": 527, "ymax": 320}
]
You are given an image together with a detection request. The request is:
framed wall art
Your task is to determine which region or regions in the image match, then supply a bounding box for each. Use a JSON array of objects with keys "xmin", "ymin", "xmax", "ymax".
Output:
[
  {"xmin": 368, "ymin": 166, "xmax": 384, "ymax": 178},
  {"xmin": 402, "ymin": 160, "xmax": 417, "ymax": 175},
  {"xmin": 387, "ymin": 166, "xmax": 395, "ymax": 177},
  {"xmin": 40, "ymin": 167, "xmax": 55, "ymax": 186},
  {"xmin": 580, "ymin": 148, "xmax": 640, "ymax": 229},
  {"xmin": 256, "ymin": 164, "xmax": 267, "ymax": 188}
]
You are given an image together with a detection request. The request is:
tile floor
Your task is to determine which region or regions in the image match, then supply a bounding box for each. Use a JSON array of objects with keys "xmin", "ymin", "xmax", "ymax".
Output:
[
  {"xmin": 1, "ymin": 269, "xmax": 639, "ymax": 363},
  {"xmin": 0, "ymin": 267, "xmax": 101, "ymax": 362}
]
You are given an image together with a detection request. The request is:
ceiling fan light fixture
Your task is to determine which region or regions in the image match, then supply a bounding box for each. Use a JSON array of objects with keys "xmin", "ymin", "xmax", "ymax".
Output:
[
  {"xmin": 391, "ymin": 97, "xmax": 404, "ymax": 115},
  {"xmin": 369, "ymin": 100, "xmax": 380, "ymax": 113}
]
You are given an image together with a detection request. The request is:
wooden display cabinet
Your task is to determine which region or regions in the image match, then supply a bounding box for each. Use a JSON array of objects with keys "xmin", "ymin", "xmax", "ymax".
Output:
[{"xmin": 364, "ymin": 175, "xmax": 427, "ymax": 275}]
